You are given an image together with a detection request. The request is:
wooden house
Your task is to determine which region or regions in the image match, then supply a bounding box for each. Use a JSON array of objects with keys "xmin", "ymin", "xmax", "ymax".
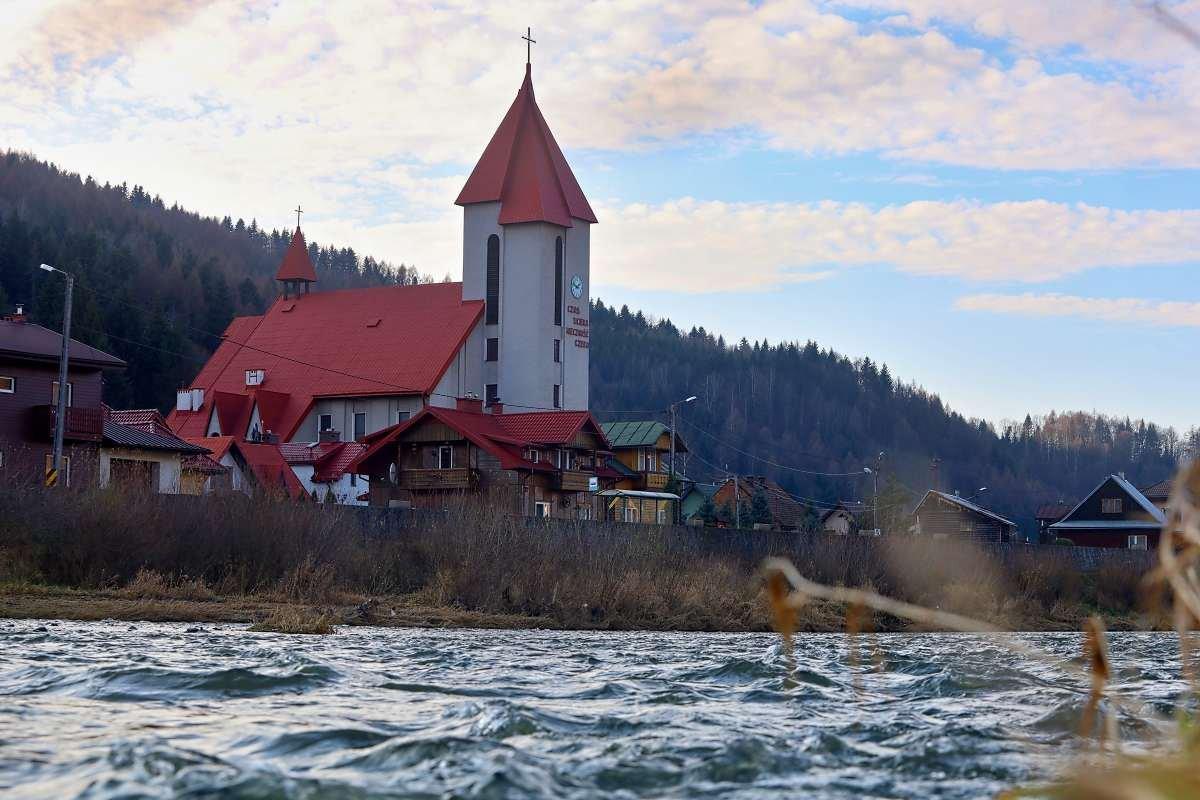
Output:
[
  {"xmin": 711, "ymin": 476, "xmax": 807, "ymax": 531},
  {"xmin": 820, "ymin": 501, "xmax": 863, "ymax": 535},
  {"xmin": 0, "ymin": 305, "xmax": 125, "ymax": 487},
  {"xmin": 351, "ymin": 399, "xmax": 611, "ymax": 518},
  {"xmin": 1047, "ymin": 474, "xmax": 1164, "ymax": 550},
  {"xmin": 912, "ymin": 490, "xmax": 1018, "ymax": 543},
  {"xmin": 600, "ymin": 420, "xmax": 687, "ymax": 492}
]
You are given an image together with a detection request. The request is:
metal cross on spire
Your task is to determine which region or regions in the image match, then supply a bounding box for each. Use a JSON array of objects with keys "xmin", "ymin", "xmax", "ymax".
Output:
[
  {"xmin": 522, "ymin": 27, "xmax": 535, "ymax": 65},
  {"xmin": 294, "ymin": 204, "xmax": 303, "ymax": 230}
]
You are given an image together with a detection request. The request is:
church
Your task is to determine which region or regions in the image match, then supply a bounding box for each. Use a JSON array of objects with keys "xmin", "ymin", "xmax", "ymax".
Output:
[{"xmin": 166, "ymin": 57, "xmax": 617, "ymax": 515}]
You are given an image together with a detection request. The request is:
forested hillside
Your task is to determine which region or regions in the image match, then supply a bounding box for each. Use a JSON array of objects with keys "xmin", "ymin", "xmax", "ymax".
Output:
[
  {"xmin": 0, "ymin": 152, "xmax": 433, "ymax": 409},
  {"xmin": 589, "ymin": 303, "xmax": 1192, "ymax": 529},
  {"xmin": 0, "ymin": 151, "xmax": 1190, "ymax": 530}
]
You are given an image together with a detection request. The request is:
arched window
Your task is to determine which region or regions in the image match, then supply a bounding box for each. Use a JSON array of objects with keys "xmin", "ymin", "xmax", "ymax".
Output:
[
  {"xmin": 553, "ymin": 236, "xmax": 563, "ymax": 326},
  {"xmin": 486, "ymin": 234, "xmax": 500, "ymax": 325}
]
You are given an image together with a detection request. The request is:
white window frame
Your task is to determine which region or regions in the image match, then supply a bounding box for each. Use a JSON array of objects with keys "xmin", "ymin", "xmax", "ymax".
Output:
[
  {"xmin": 525, "ymin": 448, "xmax": 540, "ymax": 464},
  {"xmin": 1102, "ymin": 498, "xmax": 1123, "ymax": 514},
  {"xmin": 1128, "ymin": 534, "xmax": 1148, "ymax": 550},
  {"xmin": 534, "ymin": 501, "xmax": 551, "ymax": 518},
  {"xmin": 438, "ymin": 445, "xmax": 454, "ymax": 470},
  {"xmin": 353, "ymin": 411, "xmax": 367, "ymax": 441},
  {"xmin": 624, "ymin": 505, "xmax": 640, "ymax": 524},
  {"xmin": 0, "ymin": 376, "xmax": 13, "ymax": 394},
  {"xmin": 657, "ymin": 507, "xmax": 669, "ymax": 525},
  {"xmin": 51, "ymin": 381, "xmax": 73, "ymax": 407},
  {"xmin": 318, "ymin": 413, "xmax": 334, "ymax": 432}
]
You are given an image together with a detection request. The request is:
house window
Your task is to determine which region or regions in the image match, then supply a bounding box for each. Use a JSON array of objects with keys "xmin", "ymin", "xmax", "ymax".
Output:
[
  {"xmin": 353, "ymin": 412, "xmax": 367, "ymax": 441},
  {"xmin": 396, "ymin": 410, "xmax": 411, "ymax": 424},
  {"xmin": 624, "ymin": 505, "xmax": 640, "ymax": 523},
  {"xmin": 438, "ymin": 445, "xmax": 454, "ymax": 469},
  {"xmin": 50, "ymin": 381, "xmax": 73, "ymax": 407},
  {"xmin": 486, "ymin": 337, "xmax": 499, "ymax": 362},
  {"xmin": 1128, "ymin": 534, "xmax": 1148, "ymax": 550},
  {"xmin": 1102, "ymin": 498, "xmax": 1123, "ymax": 514},
  {"xmin": 318, "ymin": 413, "xmax": 334, "ymax": 432},
  {"xmin": 578, "ymin": 506, "xmax": 591, "ymax": 521},
  {"xmin": 553, "ymin": 339, "xmax": 560, "ymax": 363},
  {"xmin": 44, "ymin": 454, "xmax": 71, "ymax": 487},
  {"xmin": 350, "ymin": 473, "xmax": 357, "ymax": 487},
  {"xmin": 657, "ymin": 507, "xmax": 669, "ymax": 525},
  {"xmin": 638, "ymin": 449, "xmax": 656, "ymax": 472},
  {"xmin": 524, "ymin": 448, "xmax": 540, "ymax": 463},
  {"xmin": 553, "ymin": 384, "xmax": 561, "ymax": 409},
  {"xmin": 554, "ymin": 236, "xmax": 563, "ymax": 326},
  {"xmin": 534, "ymin": 501, "xmax": 551, "ymax": 518},
  {"xmin": 0, "ymin": 376, "xmax": 13, "ymax": 393},
  {"xmin": 486, "ymin": 234, "xmax": 500, "ymax": 325},
  {"xmin": 485, "ymin": 384, "xmax": 499, "ymax": 407},
  {"xmin": 959, "ymin": 519, "xmax": 974, "ymax": 533}
]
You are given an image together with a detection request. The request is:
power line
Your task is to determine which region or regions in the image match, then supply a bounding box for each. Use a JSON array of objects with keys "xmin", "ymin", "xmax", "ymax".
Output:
[{"xmin": 677, "ymin": 417, "xmax": 872, "ymax": 478}]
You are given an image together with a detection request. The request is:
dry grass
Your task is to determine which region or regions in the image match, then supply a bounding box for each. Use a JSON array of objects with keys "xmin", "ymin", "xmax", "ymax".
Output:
[
  {"xmin": 248, "ymin": 608, "xmax": 336, "ymax": 635},
  {"xmin": 0, "ymin": 483, "xmax": 1158, "ymax": 632}
]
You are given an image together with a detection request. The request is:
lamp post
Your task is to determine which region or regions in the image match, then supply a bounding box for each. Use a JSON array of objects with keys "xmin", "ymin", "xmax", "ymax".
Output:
[
  {"xmin": 40, "ymin": 263, "xmax": 74, "ymax": 488},
  {"xmin": 668, "ymin": 394, "xmax": 696, "ymax": 524},
  {"xmin": 863, "ymin": 452, "xmax": 884, "ymax": 534}
]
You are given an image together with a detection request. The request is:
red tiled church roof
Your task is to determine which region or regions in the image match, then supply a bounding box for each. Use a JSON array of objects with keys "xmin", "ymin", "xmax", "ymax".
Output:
[
  {"xmin": 275, "ymin": 229, "xmax": 317, "ymax": 282},
  {"xmin": 167, "ymin": 282, "xmax": 483, "ymax": 442},
  {"xmin": 455, "ymin": 65, "xmax": 597, "ymax": 228}
]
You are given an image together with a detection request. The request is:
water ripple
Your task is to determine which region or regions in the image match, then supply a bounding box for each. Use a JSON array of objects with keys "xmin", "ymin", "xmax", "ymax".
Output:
[{"xmin": 0, "ymin": 621, "xmax": 1188, "ymax": 799}]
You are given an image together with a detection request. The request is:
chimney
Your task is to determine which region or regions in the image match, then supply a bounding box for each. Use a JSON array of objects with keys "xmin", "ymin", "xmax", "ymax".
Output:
[
  {"xmin": 319, "ymin": 429, "xmax": 341, "ymax": 443},
  {"xmin": 456, "ymin": 396, "xmax": 483, "ymax": 414},
  {"xmin": 2, "ymin": 304, "xmax": 26, "ymax": 323},
  {"xmin": 490, "ymin": 402, "xmax": 504, "ymax": 415}
]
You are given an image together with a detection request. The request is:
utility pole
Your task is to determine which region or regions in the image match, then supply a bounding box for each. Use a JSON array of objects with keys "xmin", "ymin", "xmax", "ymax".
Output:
[
  {"xmin": 668, "ymin": 394, "xmax": 696, "ymax": 523},
  {"xmin": 40, "ymin": 263, "xmax": 73, "ymax": 488},
  {"xmin": 734, "ymin": 472, "xmax": 741, "ymax": 530}
]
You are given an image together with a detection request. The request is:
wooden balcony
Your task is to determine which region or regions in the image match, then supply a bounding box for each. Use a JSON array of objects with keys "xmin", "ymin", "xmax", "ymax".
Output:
[
  {"xmin": 555, "ymin": 470, "xmax": 594, "ymax": 492},
  {"xmin": 399, "ymin": 468, "xmax": 476, "ymax": 491},
  {"xmin": 641, "ymin": 471, "xmax": 669, "ymax": 491},
  {"xmin": 32, "ymin": 405, "xmax": 104, "ymax": 442}
]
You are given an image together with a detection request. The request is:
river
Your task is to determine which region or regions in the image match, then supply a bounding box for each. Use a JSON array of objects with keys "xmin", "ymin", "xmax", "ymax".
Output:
[{"xmin": 0, "ymin": 621, "xmax": 1189, "ymax": 798}]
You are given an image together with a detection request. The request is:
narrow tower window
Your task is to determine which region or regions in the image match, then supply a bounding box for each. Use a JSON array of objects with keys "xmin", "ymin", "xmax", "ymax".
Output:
[
  {"xmin": 486, "ymin": 234, "xmax": 500, "ymax": 325},
  {"xmin": 554, "ymin": 236, "xmax": 563, "ymax": 326}
]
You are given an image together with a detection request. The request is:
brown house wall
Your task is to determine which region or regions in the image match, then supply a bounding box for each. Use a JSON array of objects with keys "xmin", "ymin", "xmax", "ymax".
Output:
[
  {"xmin": 0, "ymin": 357, "xmax": 105, "ymax": 444},
  {"xmin": 1055, "ymin": 529, "xmax": 1160, "ymax": 550}
]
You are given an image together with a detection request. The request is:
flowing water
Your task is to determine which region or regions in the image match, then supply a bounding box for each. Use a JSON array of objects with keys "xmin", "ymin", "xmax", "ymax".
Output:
[{"xmin": 0, "ymin": 620, "xmax": 1189, "ymax": 799}]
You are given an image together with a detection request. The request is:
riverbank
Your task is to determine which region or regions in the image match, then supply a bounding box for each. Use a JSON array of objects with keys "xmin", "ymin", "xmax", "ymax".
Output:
[
  {"xmin": 0, "ymin": 580, "xmax": 1156, "ymax": 633},
  {"xmin": 0, "ymin": 486, "xmax": 1163, "ymax": 633}
]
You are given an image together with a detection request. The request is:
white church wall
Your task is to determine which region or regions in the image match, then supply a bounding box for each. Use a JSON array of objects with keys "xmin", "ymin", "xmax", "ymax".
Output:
[
  {"xmin": 291, "ymin": 396, "xmax": 424, "ymax": 442},
  {"xmin": 561, "ymin": 218, "xmax": 590, "ymax": 410}
]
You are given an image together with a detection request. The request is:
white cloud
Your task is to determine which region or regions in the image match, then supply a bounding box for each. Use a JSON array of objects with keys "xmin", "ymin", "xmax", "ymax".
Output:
[
  {"xmin": 955, "ymin": 292, "xmax": 1200, "ymax": 327},
  {"xmin": 590, "ymin": 199, "xmax": 1200, "ymax": 291}
]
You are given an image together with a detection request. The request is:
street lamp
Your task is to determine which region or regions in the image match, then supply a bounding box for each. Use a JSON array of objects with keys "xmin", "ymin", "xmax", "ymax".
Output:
[
  {"xmin": 39, "ymin": 263, "xmax": 74, "ymax": 488},
  {"xmin": 668, "ymin": 394, "xmax": 697, "ymax": 524},
  {"xmin": 863, "ymin": 452, "xmax": 884, "ymax": 534}
]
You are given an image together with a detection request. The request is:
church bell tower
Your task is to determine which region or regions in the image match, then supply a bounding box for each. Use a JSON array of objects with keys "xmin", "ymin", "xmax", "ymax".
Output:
[{"xmin": 455, "ymin": 41, "xmax": 597, "ymax": 413}]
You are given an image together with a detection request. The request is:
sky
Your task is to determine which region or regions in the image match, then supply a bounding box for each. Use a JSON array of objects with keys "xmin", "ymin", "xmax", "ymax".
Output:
[{"xmin": 2, "ymin": 0, "xmax": 1199, "ymax": 431}]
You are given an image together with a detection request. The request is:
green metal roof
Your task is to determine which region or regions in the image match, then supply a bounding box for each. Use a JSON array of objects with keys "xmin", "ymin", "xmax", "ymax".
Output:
[{"xmin": 601, "ymin": 420, "xmax": 670, "ymax": 449}]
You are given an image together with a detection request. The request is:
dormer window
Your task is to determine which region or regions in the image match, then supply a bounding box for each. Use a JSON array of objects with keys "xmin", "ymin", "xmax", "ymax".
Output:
[
  {"xmin": 245, "ymin": 369, "xmax": 265, "ymax": 387},
  {"xmin": 1101, "ymin": 498, "xmax": 1123, "ymax": 514}
]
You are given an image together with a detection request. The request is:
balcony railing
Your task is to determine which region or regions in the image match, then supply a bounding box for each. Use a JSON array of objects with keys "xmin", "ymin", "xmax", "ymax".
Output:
[
  {"xmin": 399, "ymin": 468, "xmax": 476, "ymax": 490},
  {"xmin": 641, "ymin": 471, "xmax": 669, "ymax": 491},
  {"xmin": 32, "ymin": 405, "xmax": 104, "ymax": 442},
  {"xmin": 555, "ymin": 470, "xmax": 594, "ymax": 492}
]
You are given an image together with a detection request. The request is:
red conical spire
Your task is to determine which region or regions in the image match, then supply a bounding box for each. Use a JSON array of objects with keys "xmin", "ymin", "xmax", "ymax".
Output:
[
  {"xmin": 276, "ymin": 228, "xmax": 317, "ymax": 283},
  {"xmin": 455, "ymin": 65, "xmax": 597, "ymax": 227}
]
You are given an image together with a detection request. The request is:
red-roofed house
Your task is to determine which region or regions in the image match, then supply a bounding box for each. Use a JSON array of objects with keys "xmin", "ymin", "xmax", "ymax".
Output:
[
  {"xmin": 351, "ymin": 398, "xmax": 612, "ymax": 517},
  {"xmin": 281, "ymin": 440, "xmax": 367, "ymax": 504},
  {"xmin": 165, "ymin": 61, "xmax": 598, "ymax": 509}
]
